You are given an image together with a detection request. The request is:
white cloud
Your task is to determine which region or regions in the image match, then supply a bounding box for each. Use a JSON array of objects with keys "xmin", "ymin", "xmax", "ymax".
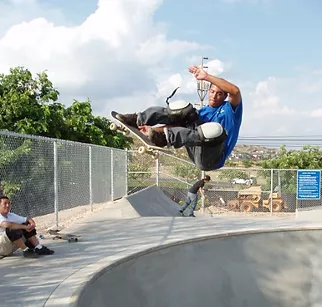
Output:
[
  {"xmin": 0, "ymin": 0, "xmax": 204, "ymax": 116},
  {"xmin": 300, "ymin": 79, "xmax": 322, "ymax": 94},
  {"xmin": 155, "ymin": 72, "xmax": 198, "ymax": 98},
  {"xmin": 206, "ymin": 59, "xmax": 228, "ymax": 75},
  {"xmin": 239, "ymin": 74, "xmax": 322, "ymax": 136},
  {"xmin": 1, "ymin": 0, "xmax": 321, "ymax": 139},
  {"xmin": 154, "ymin": 58, "xmax": 227, "ymax": 100},
  {"xmin": 310, "ymin": 109, "xmax": 322, "ymax": 118},
  {"xmin": 247, "ymin": 77, "xmax": 296, "ymax": 116}
]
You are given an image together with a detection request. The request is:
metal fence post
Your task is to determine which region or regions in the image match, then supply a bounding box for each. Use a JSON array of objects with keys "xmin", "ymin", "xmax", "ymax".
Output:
[
  {"xmin": 89, "ymin": 145, "xmax": 93, "ymax": 211},
  {"xmin": 201, "ymin": 170, "xmax": 205, "ymax": 212},
  {"xmin": 53, "ymin": 141, "xmax": 59, "ymax": 227},
  {"xmin": 111, "ymin": 149, "xmax": 114, "ymax": 200},
  {"xmin": 156, "ymin": 153, "xmax": 160, "ymax": 186},
  {"xmin": 125, "ymin": 149, "xmax": 128, "ymax": 196},
  {"xmin": 270, "ymin": 169, "xmax": 274, "ymax": 215}
]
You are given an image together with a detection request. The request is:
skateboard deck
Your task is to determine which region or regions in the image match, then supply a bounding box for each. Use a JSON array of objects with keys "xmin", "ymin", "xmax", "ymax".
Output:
[
  {"xmin": 110, "ymin": 111, "xmax": 172, "ymax": 159},
  {"xmin": 47, "ymin": 229, "xmax": 80, "ymax": 242}
]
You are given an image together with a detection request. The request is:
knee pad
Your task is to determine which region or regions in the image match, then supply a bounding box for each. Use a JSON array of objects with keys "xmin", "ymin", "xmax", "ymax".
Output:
[
  {"xmin": 167, "ymin": 100, "xmax": 198, "ymax": 124},
  {"xmin": 197, "ymin": 122, "xmax": 227, "ymax": 145}
]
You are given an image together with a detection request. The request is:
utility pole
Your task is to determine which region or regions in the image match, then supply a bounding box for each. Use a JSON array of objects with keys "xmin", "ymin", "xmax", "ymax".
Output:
[
  {"xmin": 197, "ymin": 56, "xmax": 210, "ymax": 108},
  {"xmin": 197, "ymin": 56, "xmax": 210, "ymax": 213}
]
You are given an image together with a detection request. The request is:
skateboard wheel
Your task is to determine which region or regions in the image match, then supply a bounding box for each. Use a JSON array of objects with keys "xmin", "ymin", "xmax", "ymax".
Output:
[
  {"xmin": 123, "ymin": 130, "xmax": 130, "ymax": 136},
  {"xmin": 153, "ymin": 152, "xmax": 159, "ymax": 159},
  {"xmin": 138, "ymin": 146, "xmax": 147, "ymax": 154},
  {"xmin": 110, "ymin": 123, "xmax": 117, "ymax": 131},
  {"xmin": 68, "ymin": 238, "xmax": 78, "ymax": 242}
]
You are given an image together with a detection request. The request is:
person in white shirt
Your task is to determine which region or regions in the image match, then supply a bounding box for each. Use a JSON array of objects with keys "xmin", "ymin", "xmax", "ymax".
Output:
[{"xmin": 0, "ymin": 196, "xmax": 54, "ymax": 258}]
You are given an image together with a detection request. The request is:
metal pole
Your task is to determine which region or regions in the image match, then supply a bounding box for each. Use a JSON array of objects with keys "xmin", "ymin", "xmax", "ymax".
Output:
[
  {"xmin": 201, "ymin": 170, "xmax": 205, "ymax": 212},
  {"xmin": 89, "ymin": 146, "xmax": 93, "ymax": 211},
  {"xmin": 277, "ymin": 169, "xmax": 281, "ymax": 197},
  {"xmin": 53, "ymin": 141, "xmax": 59, "ymax": 227},
  {"xmin": 156, "ymin": 154, "xmax": 160, "ymax": 186},
  {"xmin": 125, "ymin": 149, "xmax": 128, "ymax": 196},
  {"xmin": 111, "ymin": 149, "xmax": 114, "ymax": 201},
  {"xmin": 270, "ymin": 169, "xmax": 274, "ymax": 215},
  {"xmin": 197, "ymin": 56, "xmax": 209, "ymax": 108}
]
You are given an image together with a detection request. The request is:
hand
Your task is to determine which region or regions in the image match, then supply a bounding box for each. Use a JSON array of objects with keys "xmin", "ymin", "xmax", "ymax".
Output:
[
  {"xmin": 188, "ymin": 65, "xmax": 208, "ymax": 80},
  {"xmin": 30, "ymin": 221, "xmax": 36, "ymax": 228},
  {"xmin": 25, "ymin": 224, "xmax": 34, "ymax": 232},
  {"xmin": 27, "ymin": 219, "xmax": 36, "ymax": 229},
  {"xmin": 138, "ymin": 125, "xmax": 150, "ymax": 136}
]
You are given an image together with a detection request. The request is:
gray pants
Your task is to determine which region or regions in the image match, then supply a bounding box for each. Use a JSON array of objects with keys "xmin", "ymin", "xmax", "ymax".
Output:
[
  {"xmin": 181, "ymin": 192, "xmax": 198, "ymax": 215},
  {"xmin": 137, "ymin": 106, "xmax": 225, "ymax": 171}
]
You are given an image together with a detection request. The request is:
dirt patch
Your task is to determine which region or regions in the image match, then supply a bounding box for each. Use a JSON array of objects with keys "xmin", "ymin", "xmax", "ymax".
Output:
[{"xmin": 198, "ymin": 205, "xmax": 296, "ymax": 218}]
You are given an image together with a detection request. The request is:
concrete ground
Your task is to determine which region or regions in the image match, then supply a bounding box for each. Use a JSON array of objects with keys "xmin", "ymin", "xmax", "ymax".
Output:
[{"xmin": 1, "ymin": 186, "xmax": 321, "ymax": 307}]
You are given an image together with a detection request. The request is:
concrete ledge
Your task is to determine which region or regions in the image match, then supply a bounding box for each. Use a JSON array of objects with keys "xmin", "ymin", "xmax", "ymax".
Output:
[{"xmin": 296, "ymin": 205, "xmax": 322, "ymax": 221}]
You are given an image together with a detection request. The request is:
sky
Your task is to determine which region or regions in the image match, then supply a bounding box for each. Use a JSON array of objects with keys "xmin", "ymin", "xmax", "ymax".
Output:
[{"xmin": 0, "ymin": 0, "xmax": 321, "ymax": 139}]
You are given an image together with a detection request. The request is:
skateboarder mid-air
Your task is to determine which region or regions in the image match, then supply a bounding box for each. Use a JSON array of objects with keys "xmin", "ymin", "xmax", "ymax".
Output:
[{"xmin": 116, "ymin": 64, "xmax": 243, "ymax": 171}]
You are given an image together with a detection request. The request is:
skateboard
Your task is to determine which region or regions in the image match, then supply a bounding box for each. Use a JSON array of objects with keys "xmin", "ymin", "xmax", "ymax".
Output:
[
  {"xmin": 110, "ymin": 111, "xmax": 172, "ymax": 159},
  {"xmin": 47, "ymin": 229, "xmax": 80, "ymax": 243}
]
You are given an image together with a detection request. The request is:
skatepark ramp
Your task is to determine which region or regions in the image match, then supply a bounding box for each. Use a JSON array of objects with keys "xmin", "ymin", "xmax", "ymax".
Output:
[
  {"xmin": 116, "ymin": 185, "xmax": 181, "ymax": 217},
  {"xmin": 74, "ymin": 228, "xmax": 322, "ymax": 307}
]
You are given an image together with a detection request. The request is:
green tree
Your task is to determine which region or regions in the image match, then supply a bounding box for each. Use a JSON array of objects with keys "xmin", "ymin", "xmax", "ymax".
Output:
[
  {"xmin": 225, "ymin": 160, "xmax": 238, "ymax": 167},
  {"xmin": 0, "ymin": 66, "xmax": 132, "ymax": 149},
  {"xmin": 241, "ymin": 160, "xmax": 253, "ymax": 168},
  {"xmin": 260, "ymin": 145, "xmax": 322, "ymax": 169},
  {"xmin": 174, "ymin": 163, "xmax": 201, "ymax": 182},
  {"xmin": 0, "ymin": 67, "xmax": 59, "ymax": 135},
  {"xmin": 0, "ymin": 67, "xmax": 133, "ymax": 216},
  {"xmin": 0, "ymin": 138, "xmax": 32, "ymax": 199},
  {"xmin": 218, "ymin": 169, "xmax": 248, "ymax": 182},
  {"xmin": 258, "ymin": 145, "xmax": 322, "ymax": 193}
]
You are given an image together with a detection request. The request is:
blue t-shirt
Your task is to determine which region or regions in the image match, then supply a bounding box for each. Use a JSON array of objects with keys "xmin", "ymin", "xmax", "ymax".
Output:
[{"xmin": 198, "ymin": 100, "xmax": 243, "ymax": 168}]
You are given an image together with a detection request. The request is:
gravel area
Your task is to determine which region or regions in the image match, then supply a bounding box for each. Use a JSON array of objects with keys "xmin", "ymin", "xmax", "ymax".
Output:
[{"xmin": 199, "ymin": 205, "xmax": 296, "ymax": 218}]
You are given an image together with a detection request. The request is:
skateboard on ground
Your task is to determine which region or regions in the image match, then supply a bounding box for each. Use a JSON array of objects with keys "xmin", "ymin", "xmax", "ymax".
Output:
[
  {"xmin": 47, "ymin": 229, "xmax": 80, "ymax": 243},
  {"xmin": 110, "ymin": 111, "xmax": 172, "ymax": 159}
]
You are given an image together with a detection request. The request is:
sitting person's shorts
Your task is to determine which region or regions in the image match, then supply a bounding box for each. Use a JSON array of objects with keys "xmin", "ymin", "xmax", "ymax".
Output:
[{"xmin": 0, "ymin": 232, "xmax": 18, "ymax": 256}]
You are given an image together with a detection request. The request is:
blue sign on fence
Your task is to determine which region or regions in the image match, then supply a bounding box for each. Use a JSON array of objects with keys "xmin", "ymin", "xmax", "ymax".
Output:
[{"xmin": 297, "ymin": 170, "xmax": 321, "ymax": 200}]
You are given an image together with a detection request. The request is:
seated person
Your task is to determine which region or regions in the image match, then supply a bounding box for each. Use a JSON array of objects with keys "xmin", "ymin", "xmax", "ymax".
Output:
[{"xmin": 0, "ymin": 196, "xmax": 54, "ymax": 258}]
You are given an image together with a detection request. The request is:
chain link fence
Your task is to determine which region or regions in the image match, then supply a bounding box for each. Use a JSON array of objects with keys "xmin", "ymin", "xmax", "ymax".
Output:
[
  {"xmin": 203, "ymin": 167, "xmax": 294, "ymax": 215},
  {"xmin": 1, "ymin": 130, "xmax": 321, "ymax": 224},
  {"xmin": 0, "ymin": 131, "xmax": 127, "ymax": 227},
  {"xmin": 127, "ymin": 150, "xmax": 156, "ymax": 195},
  {"xmin": 128, "ymin": 152, "xmax": 322, "ymax": 217}
]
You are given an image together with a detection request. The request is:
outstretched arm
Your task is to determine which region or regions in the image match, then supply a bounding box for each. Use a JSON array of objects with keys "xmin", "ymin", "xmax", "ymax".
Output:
[
  {"xmin": 0, "ymin": 221, "xmax": 31, "ymax": 230},
  {"xmin": 189, "ymin": 65, "xmax": 242, "ymax": 108}
]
